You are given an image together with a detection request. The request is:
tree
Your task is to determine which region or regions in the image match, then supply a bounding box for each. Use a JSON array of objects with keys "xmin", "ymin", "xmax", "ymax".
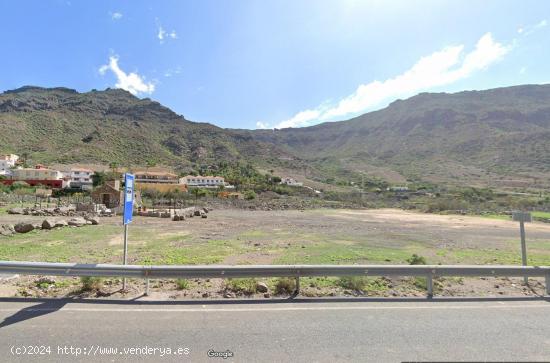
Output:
[
  {"xmin": 191, "ymin": 188, "xmax": 207, "ymax": 201},
  {"xmin": 109, "ymin": 162, "xmax": 119, "ymax": 174},
  {"xmin": 92, "ymin": 171, "xmax": 107, "ymax": 187}
]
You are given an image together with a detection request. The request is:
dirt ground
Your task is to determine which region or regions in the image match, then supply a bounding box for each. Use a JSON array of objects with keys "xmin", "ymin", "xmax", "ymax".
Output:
[{"xmin": 1, "ymin": 208, "xmax": 550, "ymax": 299}]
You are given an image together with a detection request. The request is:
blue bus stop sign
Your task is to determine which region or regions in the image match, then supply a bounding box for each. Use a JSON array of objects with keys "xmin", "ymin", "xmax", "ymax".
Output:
[{"xmin": 123, "ymin": 173, "xmax": 134, "ymax": 225}]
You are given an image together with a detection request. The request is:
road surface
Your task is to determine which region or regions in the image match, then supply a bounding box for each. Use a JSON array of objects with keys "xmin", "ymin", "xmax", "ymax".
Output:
[{"xmin": 1, "ymin": 297, "xmax": 550, "ymax": 362}]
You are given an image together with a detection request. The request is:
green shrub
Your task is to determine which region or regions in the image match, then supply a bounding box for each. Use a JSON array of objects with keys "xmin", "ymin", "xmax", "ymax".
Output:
[
  {"xmin": 407, "ymin": 254, "xmax": 427, "ymax": 265},
  {"xmin": 175, "ymin": 278, "xmax": 190, "ymax": 290},
  {"xmin": 338, "ymin": 276, "xmax": 368, "ymax": 290},
  {"xmin": 274, "ymin": 277, "xmax": 296, "ymax": 295},
  {"xmin": 226, "ymin": 278, "xmax": 257, "ymax": 294},
  {"xmin": 413, "ymin": 277, "xmax": 427, "ymax": 290},
  {"xmin": 80, "ymin": 276, "xmax": 103, "ymax": 292},
  {"xmin": 244, "ymin": 190, "xmax": 257, "ymax": 200}
]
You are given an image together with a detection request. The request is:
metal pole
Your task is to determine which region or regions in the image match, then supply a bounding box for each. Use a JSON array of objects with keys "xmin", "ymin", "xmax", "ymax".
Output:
[
  {"xmin": 426, "ymin": 274, "xmax": 434, "ymax": 298},
  {"xmin": 520, "ymin": 220, "xmax": 528, "ymax": 285},
  {"xmin": 122, "ymin": 224, "xmax": 128, "ymax": 290}
]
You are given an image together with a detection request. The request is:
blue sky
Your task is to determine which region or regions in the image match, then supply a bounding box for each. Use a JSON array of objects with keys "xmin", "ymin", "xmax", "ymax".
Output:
[{"xmin": 0, "ymin": 0, "xmax": 549, "ymax": 129}]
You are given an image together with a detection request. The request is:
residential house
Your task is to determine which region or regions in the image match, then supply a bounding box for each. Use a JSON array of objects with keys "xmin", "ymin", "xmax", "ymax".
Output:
[
  {"xmin": 91, "ymin": 180, "xmax": 122, "ymax": 208},
  {"xmin": 181, "ymin": 175, "xmax": 226, "ymax": 188},
  {"xmin": 134, "ymin": 171, "xmax": 188, "ymax": 193},
  {"xmin": 280, "ymin": 177, "xmax": 303, "ymax": 187},
  {"xmin": 2, "ymin": 164, "xmax": 67, "ymax": 188},
  {"xmin": 68, "ymin": 168, "xmax": 94, "ymax": 190},
  {"xmin": 134, "ymin": 171, "xmax": 181, "ymax": 184},
  {"xmin": 0, "ymin": 154, "xmax": 18, "ymax": 177},
  {"xmin": 387, "ymin": 186, "xmax": 409, "ymax": 192}
]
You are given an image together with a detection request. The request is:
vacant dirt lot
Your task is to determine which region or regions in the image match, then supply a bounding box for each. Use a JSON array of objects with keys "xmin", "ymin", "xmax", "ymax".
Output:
[{"xmin": 1, "ymin": 208, "xmax": 549, "ymax": 299}]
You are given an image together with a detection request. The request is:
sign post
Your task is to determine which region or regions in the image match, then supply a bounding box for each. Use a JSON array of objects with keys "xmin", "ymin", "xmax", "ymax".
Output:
[
  {"xmin": 122, "ymin": 173, "xmax": 134, "ymax": 291},
  {"xmin": 512, "ymin": 211, "xmax": 532, "ymax": 285}
]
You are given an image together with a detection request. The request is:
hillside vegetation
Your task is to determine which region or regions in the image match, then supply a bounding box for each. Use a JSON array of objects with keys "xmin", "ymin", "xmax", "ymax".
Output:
[{"xmin": 1, "ymin": 84, "xmax": 550, "ymax": 190}]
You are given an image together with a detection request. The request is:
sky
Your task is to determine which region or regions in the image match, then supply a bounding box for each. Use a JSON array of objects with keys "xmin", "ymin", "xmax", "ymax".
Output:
[{"xmin": 0, "ymin": 0, "xmax": 549, "ymax": 130}]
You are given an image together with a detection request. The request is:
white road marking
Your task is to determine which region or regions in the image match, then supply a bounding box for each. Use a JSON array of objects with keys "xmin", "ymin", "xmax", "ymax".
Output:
[{"xmin": 0, "ymin": 303, "xmax": 549, "ymax": 313}]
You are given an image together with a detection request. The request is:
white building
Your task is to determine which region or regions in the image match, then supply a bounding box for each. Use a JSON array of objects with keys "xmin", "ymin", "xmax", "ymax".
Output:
[
  {"xmin": 10, "ymin": 164, "xmax": 68, "ymax": 188},
  {"xmin": 280, "ymin": 177, "xmax": 303, "ymax": 187},
  {"xmin": 181, "ymin": 175, "xmax": 225, "ymax": 188},
  {"xmin": 68, "ymin": 168, "xmax": 94, "ymax": 190},
  {"xmin": 0, "ymin": 154, "xmax": 19, "ymax": 177}
]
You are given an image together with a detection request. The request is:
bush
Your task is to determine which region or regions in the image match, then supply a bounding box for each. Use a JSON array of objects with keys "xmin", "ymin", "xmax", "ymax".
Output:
[
  {"xmin": 175, "ymin": 278, "xmax": 190, "ymax": 290},
  {"xmin": 80, "ymin": 276, "xmax": 103, "ymax": 292},
  {"xmin": 244, "ymin": 190, "xmax": 256, "ymax": 200},
  {"xmin": 274, "ymin": 277, "xmax": 296, "ymax": 295},
  {"xmin": 338, "ymin": 276, "xmax": 368, "ymax": 291},
  {"xmin": 407, "ymin": 254, "xmax": 427, "ymax": 265},
  {"xmin": 226, "ymin": 278, "xmax": 257, "ymax": 295}
]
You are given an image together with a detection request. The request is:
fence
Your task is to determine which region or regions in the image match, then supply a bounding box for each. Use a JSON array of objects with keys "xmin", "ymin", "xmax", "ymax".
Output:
[{"xmin": 1, "ymin": 261, "xmax": 549, "ymax": 298}]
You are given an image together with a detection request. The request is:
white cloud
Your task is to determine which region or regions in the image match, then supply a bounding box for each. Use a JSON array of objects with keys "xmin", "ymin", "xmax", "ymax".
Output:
[
  {"xmin": 158, "ymin": 26, "xmax": 166, "ymax": 41},
  {"xmin": 274, "ymin": 32, "xmax": 511, "ymax": 129},
  {"xmin": 518, "ymin": 19, "xmax": 547, "ymax": 35},
  {"xmin": 110, "ymin": 11, "xmax": 123, "ymax": 20},
  {"xmin": 157, "ymin": 24, "xmax": 177, "ymax": 43},
  {"xmin": 164, "ymin": 66, "xmax": 182, "ymax": 77},
  {"xmin": 99, "ymin": 55, "xmax": 155, "ymax": 95},
  {"xmin": 256, "ymin": 121, "xmax": 270, "ymax": 129}
]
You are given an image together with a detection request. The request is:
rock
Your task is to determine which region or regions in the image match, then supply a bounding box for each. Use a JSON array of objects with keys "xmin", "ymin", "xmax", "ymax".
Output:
[
  {"xmin": 14, "ymin": 223, "xmax": 34, "ymax": 233},
  {"xmin": 54, "ymin": 220, "xmax": 68, "ymax": 228},
  {"xmin": 201, "ymin": 292, "xmax": 209, "ymax": 298},
  {"xmin": 202, "ymin": 207, "xmax": 209, "ymax": 213},
  {"xmin": 0, "ymin": 224, "xmax": 16, "ymax": 236},
  {"xmin": 8, "ymin": 207, "xmax": 24, "ymax": 215},
  {"xmin": 68, "ymin": 217, "xmax": 86, "ymax": 227},
  {"xmin": 256, "ymin": 282, "xmax": 269, "ymax": 293},
  {"xmin": 201, "ymin": 213, "xmax": 207, "ymax": 219},
  {"xmin": 32, "ymin": 223, "xmax": 42, "ymax": 230},
  {"xmin": 41, "ymin": 219, "xmax": 57, "ymax": 230},
  {"xmin": 194, "ymin": 210, "xmax": 201, "ymax": 216},
  {"xmin": 263, "ymin": 293, "xmax": 271, "ymax": 298},
  {"xmin": 224, "ymin": 292, "xmax": 236, "ymax": 298},
  {"xmin": 85, "ymin": 216, "xmax": 100, "ymax": 225}
]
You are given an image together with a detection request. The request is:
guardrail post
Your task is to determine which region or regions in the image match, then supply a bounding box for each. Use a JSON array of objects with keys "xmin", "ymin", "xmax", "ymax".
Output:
[
  {"xmin": 290, "ymin": 276, "xmax": 300, "ymax": 298},
  {"xmin": 145, "ymin": 278, "xmax": 150, "ymax": 296},
  {"xmin": 426, "ymin": 273, "xmax": 433, "ymax": 299},
  {"xmin": 546, "ymin": 273, "xmax": 550, "ymax": 296}
]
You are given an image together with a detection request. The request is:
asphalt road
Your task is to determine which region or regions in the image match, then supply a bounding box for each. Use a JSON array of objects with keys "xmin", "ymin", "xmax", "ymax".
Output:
[{"xmin": 1, "ymin": 297, "xmax": 550, "ymax": 362}]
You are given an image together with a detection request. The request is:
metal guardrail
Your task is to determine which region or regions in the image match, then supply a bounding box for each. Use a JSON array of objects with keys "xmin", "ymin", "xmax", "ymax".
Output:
[{"xmin": 1, "ymin": 261, "xmax": 550, "ymax": 297}]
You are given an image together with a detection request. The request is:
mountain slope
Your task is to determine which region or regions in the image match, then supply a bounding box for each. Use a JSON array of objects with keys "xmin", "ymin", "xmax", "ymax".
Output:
[
  {"xmin": 0, "ymin": 86, "xmax": 288, "ymax": 167},
  {"xmin": 244, "ymin": 84, "xmax": 550, "ymax": 188},
  {"xmin": 1, "ymin": 84, "xmax": 550, "ymax": 190}
]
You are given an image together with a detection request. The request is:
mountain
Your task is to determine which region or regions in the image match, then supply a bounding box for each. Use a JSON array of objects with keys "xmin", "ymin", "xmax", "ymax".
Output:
[
  {"xmin": 243, "ymin": 84, "xmax": 550, "ymax": 190},
  {"xmin": 0, "ymin": 86, "xmax": 288, "ymax": 168},
  {"xmin": 1, "ymin": 84, "xmax": 550, "ymax": 190}
]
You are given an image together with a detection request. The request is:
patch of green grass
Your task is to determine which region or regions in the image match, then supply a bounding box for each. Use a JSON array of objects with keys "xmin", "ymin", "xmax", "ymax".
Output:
[
  {"xmin": 175, "ymin": 278, "xmax": 190, "ymax": 290},
  {"xmin": 532, "ymin": 211, "xmax": 550, "ymax": 219},
  {"xmin": 337, "ymin": 276, "xmax": 390, "ymax": 292},
  {"xmin": 226, "ymin": 278, "xmax": 258, "ymax": 294},
  {"xmin": 275, "ymin": 242, "xmax": 415, "ymax": 265},
  {"xmin": 0, "ymin": 225, "xmax": 121, "ymax": 262}
]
